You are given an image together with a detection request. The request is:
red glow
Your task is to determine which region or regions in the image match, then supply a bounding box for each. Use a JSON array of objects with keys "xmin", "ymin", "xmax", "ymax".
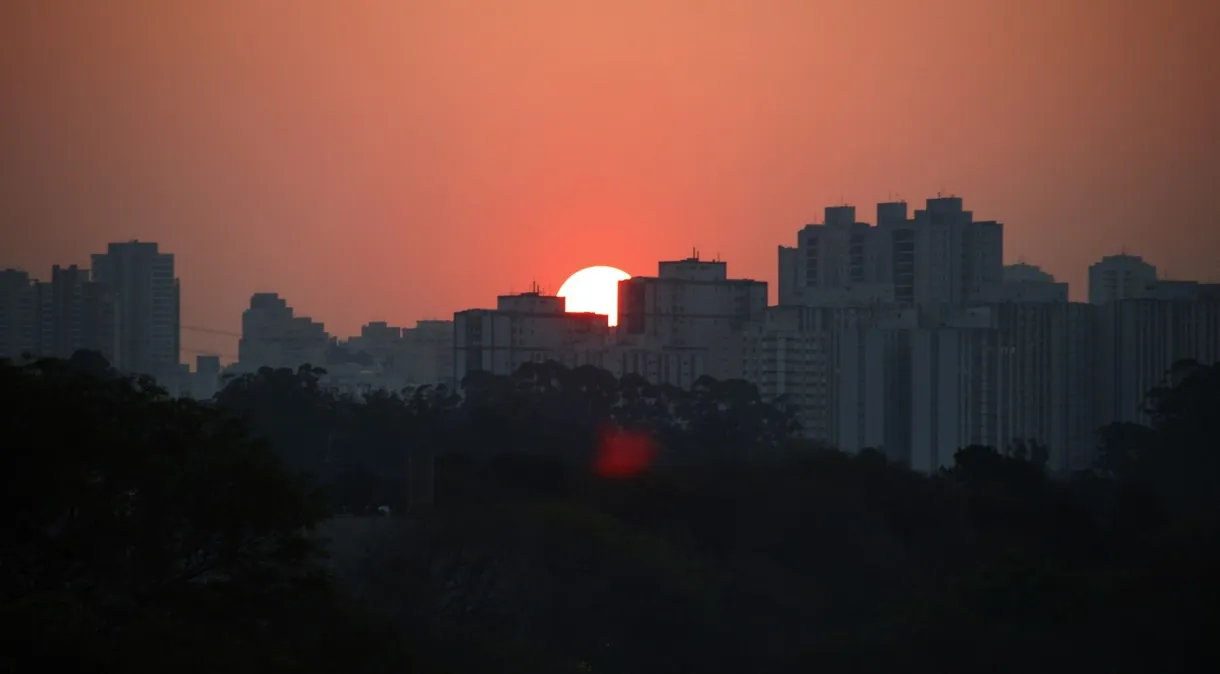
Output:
[{"xmin": 594, "ymin": 428, "xmax": 656, "ymax": 479}]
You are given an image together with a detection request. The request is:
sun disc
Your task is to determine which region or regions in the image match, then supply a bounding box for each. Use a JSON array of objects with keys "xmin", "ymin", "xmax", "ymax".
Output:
[{"xmin": 558, "ymin": 266, "xmax": 631, "ymax": 326}]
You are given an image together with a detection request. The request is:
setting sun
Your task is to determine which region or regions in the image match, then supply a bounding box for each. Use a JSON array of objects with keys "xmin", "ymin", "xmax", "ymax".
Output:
[{"xmin": 558, "ymin": 266, "xmax": 631, "ymax": 326}]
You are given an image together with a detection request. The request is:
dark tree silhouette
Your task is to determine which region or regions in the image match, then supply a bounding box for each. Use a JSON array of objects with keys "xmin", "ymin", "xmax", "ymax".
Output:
[{"xmin": 8, "ymin": 354, "xmax": 1219, "ymax": 673}]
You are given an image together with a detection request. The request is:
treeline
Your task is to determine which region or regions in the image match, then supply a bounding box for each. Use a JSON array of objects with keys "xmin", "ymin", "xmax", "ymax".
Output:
[
  {"xmin": 2, "ymin": 353, "xmax": 1218, "ymax": 673},
  {"xmin": 214, "ymin": 361, "xmax": 801, "ymax": 513}
]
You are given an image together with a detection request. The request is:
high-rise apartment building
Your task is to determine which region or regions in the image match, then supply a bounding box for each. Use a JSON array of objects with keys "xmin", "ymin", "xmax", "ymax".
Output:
[
  {"xmin": 45, "ymin": 265, "xmax": 119, "ymax": 363},
  {"xmin": 397, "ymin": 320, "xmax": 456, "ymax": 390},
  {"xmin": 777, "ymin": 206, "xmax": 893, "ymax": 307},
  {"xmin": 741, "ymin": 305, "xmax": 916, "ymax": 458},
  {"xmin": 1088, "ymin": 254, "xmax": 1157, "ymax": 305},
  {"xmin": 237, "ymin": 293, "xmax": 329, "ymax": 371},
  {"xmin": 980, "ymin": 263, "xmax": 1069, "ymax": 303},
  {"xmin": 454, "ymin": 291, "xmax": 608, "ymax": 380},
  {"xmin": 778, "ymin": 197, "xmax": 1003, "ymax": 311},
  {"xmin": 908, "ymin": 302, "xmax": 1100, "ymax": 474},
  {"xmin": 0, "ymin": 266, "xmax": 119, "ymax": 364},
  {"xmin": 618, "ymin": 256, "xmax": 767, "ymax": 379},
  {"xmin": 90, "ymin": 241, "xmax": 180, "ymax": 376},
  {"xmin": 0, "ymin": 269, "xmax": 36, "ymax": 359},
  {"xmin": 1095, "ymin": 292, "xmax": 1220, "ymax": 427},
  {"xmin": 898, "ymin": 197, "xmax": 1003, "ymax": 309}
]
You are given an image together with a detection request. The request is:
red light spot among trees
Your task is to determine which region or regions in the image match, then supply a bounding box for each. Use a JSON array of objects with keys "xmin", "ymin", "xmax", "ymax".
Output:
[{"xmin": 594, "ymin": 428, "xmax": 656, "ymax": 478}]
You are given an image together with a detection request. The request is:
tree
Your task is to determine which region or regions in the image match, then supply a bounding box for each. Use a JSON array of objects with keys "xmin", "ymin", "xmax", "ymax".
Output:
[{"xmin": 0, "ymin": 357, "xmax": 332, "ymax": 670}]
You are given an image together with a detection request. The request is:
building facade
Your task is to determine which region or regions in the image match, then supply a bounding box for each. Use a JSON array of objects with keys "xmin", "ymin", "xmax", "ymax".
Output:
[
  {"xmin": 237, "ymin": 293, "xmax": 329, "ymax": 371},
  {"xmin": 454, "ymin": 292, "xmax": 609, "ymax": 381},
  {"xmin": 1088, "ymin": 254, "xmax": 1158, "ymax": 305},
  {"xmin": 618, "ymin": 257, "xmax": 767, "ymax": 380},
  {"xmin": 90, "ymin": 241, "xmax": 180, "ymax": 376}
]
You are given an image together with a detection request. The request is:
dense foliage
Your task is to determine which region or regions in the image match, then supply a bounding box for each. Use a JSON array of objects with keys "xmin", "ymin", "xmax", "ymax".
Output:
[{"xmin": 3, "ymin": 354, "xmax": 1218, "ymax": 672}]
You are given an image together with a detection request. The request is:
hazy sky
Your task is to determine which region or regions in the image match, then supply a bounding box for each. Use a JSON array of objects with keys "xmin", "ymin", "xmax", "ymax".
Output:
[{"xmin": 2, "ymin": 0, "xmax": 1217, "ymax": 359}]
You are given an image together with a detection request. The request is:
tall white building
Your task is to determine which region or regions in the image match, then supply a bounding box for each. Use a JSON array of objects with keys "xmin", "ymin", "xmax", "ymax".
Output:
[
  {"xmin": 1095, "ymin": 293, "xmax": 1220, "ymax": 426},
  {"xmin": 778, "ymin": 197, "xmax": 1003, "ymax": 311},
  {"xmin": 398, "ymin": 320, "xmax": 456, "ymax": 390},
  {"xmin": 899, "ymin": 197, "xmax": 1003, "ymax": 309},
  {"xmin": 237, "ymin": 293, "xmax": 329, "ymax": 371},
  {"xmin": 90, "ymin": 241, "xmax": 180, "ymax": 376},
  {"xmin": 618, "ymin": 256, "xmax": 767, "ymax": 380},
  {"xmin": 909, "ymin": 303, "xmax": 1100, "ymax": 474},
  {"xmin": 1088, "ymin": 254, "xmax": 1157, "ymax": 305},
  {"xmin": 990, "ymin": 302, "xmax": 1098, "ymax": 472},
  {"xmin": 741, "ymin": 305, "xmax": 915, "ymax": 457},
  {"xmin": 909, "ymin": 317, "xmax": 994, "ymax": 473},
  {"xmin": 777, "ymin": 206, "xmax": 893, "ymax": 307},
  {"xmin": 454, "ymin": 292, "xmax": 608, "ymax": 381}
]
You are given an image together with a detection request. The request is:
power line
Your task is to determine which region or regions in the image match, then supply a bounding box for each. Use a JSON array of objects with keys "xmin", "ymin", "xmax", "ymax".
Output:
[
  {"xmin": 181, "ymin": 324, "xmax": 240, "ymax": 338},
  {"xmin": 181, "ymin": 346, "xmax": 238, "ymax": 359}
]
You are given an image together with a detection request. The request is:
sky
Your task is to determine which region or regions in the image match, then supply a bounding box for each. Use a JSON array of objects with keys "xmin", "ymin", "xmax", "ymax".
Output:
[{"xmin": 2, "ymin": 0, "xmax": 1217, "ymax": 360}]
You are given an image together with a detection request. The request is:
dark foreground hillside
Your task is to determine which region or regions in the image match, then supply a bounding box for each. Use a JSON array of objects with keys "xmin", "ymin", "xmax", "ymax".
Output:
[{"xmin": 3, "ymin": 354, "xmax": 1219, "ymax": 673}]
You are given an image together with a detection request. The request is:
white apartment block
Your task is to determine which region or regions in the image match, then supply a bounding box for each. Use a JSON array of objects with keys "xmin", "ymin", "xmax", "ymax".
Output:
[
  {"xmin": 237, "ymin": 293, "xmax": 329, "ymax": 372},
  {"xmin": 618, "ymin": 256, "xmax": 767, "ymax": 380},
  {"xmin": 453, "ymin": 292, "xmax": 609, "ymax": 381}
]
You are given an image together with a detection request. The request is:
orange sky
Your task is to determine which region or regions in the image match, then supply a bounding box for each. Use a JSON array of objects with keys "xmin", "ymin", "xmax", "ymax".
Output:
[{"xmin": 2, "ymin": 0, "xmax": 1217, "ymax": 360}]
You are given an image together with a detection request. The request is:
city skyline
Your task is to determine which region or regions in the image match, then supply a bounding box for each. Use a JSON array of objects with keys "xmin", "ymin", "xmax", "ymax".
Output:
[
  {"xmin": 3, "ymin": 0, "xmax": 1218, "ymax": 358},
  {"xmin": 2, "ymin": 199, "xmax": 1212, "ymax": 363}
]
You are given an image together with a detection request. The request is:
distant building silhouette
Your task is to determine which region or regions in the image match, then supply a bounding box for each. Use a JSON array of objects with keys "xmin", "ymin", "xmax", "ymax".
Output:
[
  {"xmin": 617, "ymin": 256, "xmax": 767, "ymax": 380},
  {"xmin": 188, "ymin": 354, "xmax": 222, "ymax": 399},
  {"xmin": 46, "ymin": 265, "xmax": 120, "ymax": 364},
  {"xmin": 741, "ymin": 305, "xmax": 916, "ymax": 458},
  {"xmin": 777, "ymin": 205, "xmax": 894, "ymax": 307},
  {"xmin": 1095, "ymin": 288, "xmax": 1220, "ymax": 427},
  {"xmin": 909, "ymin": 303, "xmax": 1097, "ymax": 473},
  {"xmin": 0, "ymin": 265, "xmax": 119, "ymax": 364},
  {"xmin": 0, "ymin": 269, "xmax": 36, "ymax": 359},
  {"xmin": 237, "ymin": 293, "xmax": 329, "ymax": 371},
  {"xmin": 980, "ymin": 263, "xmax": 1069, "ymax": 303},
  {"xmin": 454, "ymin": 290, "xmax": 608, "ymax": 380},
  {"xmin": 1088, "ymin": 254, "xmax": 1157, "ymax": 305},
  {"xmin": 90, "ymin": 241, "xmax": 180, "ymax": 376},
  {"xmin": 398, "ymin": 320, "xmax": 456, "ymax": 390},
  {"xmin": 1003, "ymin": 262, "xmax": 1056, "ymax": 284},
  {"xmin": 778, "ymin": 197, "xmax": 1003, "ymax": 310}
]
